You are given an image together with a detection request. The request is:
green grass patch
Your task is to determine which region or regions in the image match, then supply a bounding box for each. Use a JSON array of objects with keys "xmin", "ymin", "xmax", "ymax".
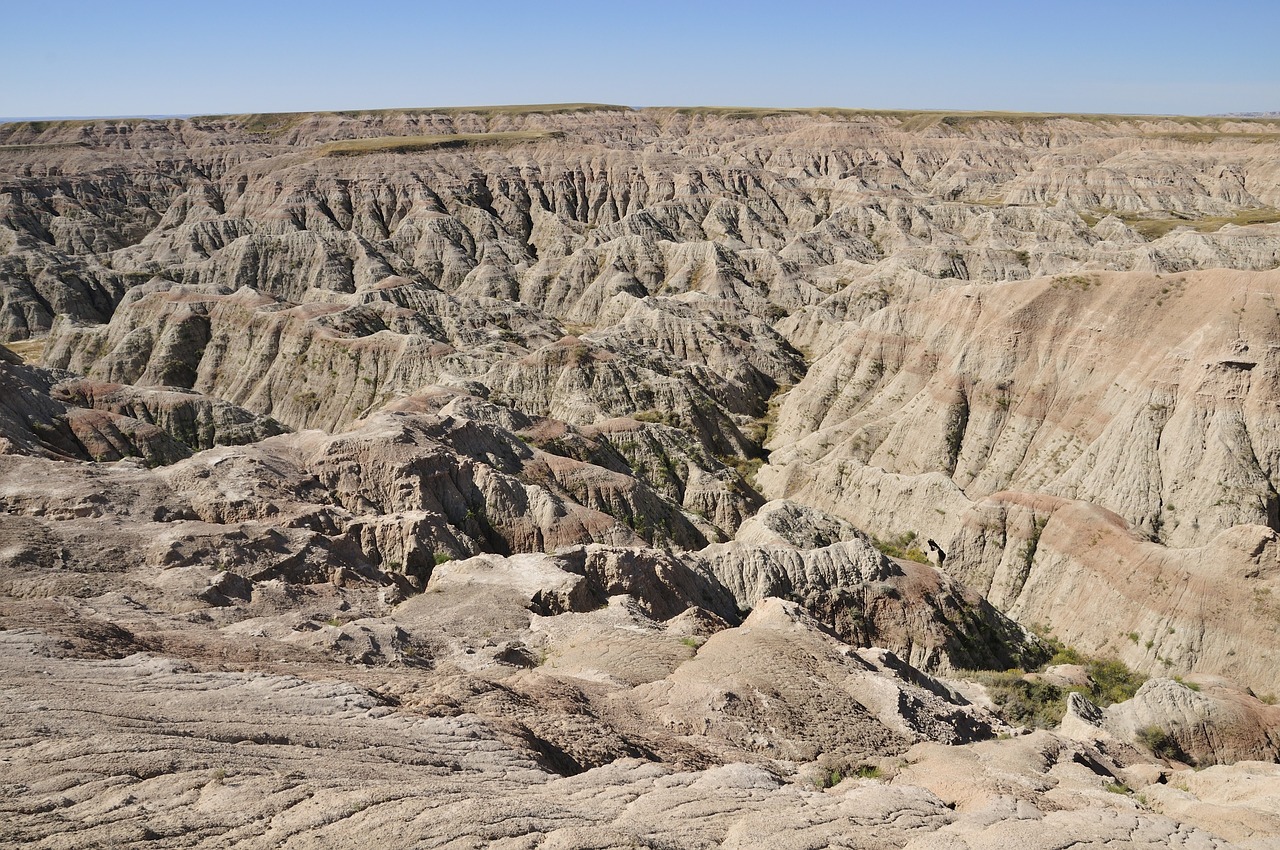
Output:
[{"xmin": 717, "ymin": 454, "xmax": 764, "ymax": 491}]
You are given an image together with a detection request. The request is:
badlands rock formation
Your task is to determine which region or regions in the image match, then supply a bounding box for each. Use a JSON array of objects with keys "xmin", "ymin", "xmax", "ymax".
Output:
[{"xmin": 3, "ymin": 105, "xmax": 1280, "ymax": 846}]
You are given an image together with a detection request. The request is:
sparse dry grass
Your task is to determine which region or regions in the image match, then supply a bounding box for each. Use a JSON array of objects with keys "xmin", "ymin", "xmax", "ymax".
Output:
[
  {"xmin": 663, "ymin": 106, "xmax": 1142, "ymax": 123},
  {"xmin": 1051, "ymin": 274, "xmax": 1100, "ymax": 291},
  {"xmin": 665, "ymin": 106, "xmax": 852, "ymax": 119},
  {"xmin": 228, "ymin": 112, "xmax": 314, "ymax": 134},
  {"xmin": 1080, "ymin": 207, "xmax": 1280, "ymax": 240},
  {"xmin": 13, "ymin": 105, "xmax": 1280, "ymax": 140},
  {"xmin": 938, "ymin": 112, "xmax": 1280, "ymax": 126},
  {"xmin": 191, "ymin": 104, "xmax": 629, "ymax": 136},
  {"xmin": 1086, "ymin": 208, "xmax": 1280, "ymax": 240},
  {"xmin": 652, "ymin": 108, "xmax": 1280, "ymax": 140},
  {"xmin": 336, "ymin": 103, "xmax": 629, "ymax": 117},
  {"xmin": 0, "ymin": 142, "xmax": 89, "ymax": 152},
  {"xmin": 0, "ymin": 118, "xmax": 150, "ymax": 134},
  {"xmin": 1146, "ymin": 131, "xmax": 1280, "ymax": 144},
  {"xmin": 4, "ymin": 337, "xmax": 47, "ymax": 364},
  {"xmin": 315, "ymin": 131, "xmax": 560, "ymax": 157}
]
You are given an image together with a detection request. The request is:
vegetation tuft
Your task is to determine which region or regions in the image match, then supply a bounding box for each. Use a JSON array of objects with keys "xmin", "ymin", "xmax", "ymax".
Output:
[
  {"xmin": 1136, "ymin": 725, "xmax": 1188, "ymax": 762},
  {"xmin": 870, "ymin": 530, "xmax": 928, "ymax": 564}
]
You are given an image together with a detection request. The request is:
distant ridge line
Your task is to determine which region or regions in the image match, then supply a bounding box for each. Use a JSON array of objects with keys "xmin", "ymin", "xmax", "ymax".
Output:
[{"xmin": 5, "ymin": 104, "xmax": 1280, "ymax": 128}]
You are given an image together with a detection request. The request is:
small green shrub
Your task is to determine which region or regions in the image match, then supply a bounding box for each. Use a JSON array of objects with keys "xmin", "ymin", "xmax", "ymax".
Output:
[
  {"xmin": 634, "ymin": 409, "xmax": 677, "ymax": 427},
  {"xmin": 1021, "ymin": 517, "xmax": 1049, "ymax": 571},
  {"xmin": 964, "ymin": 640, "xmax": 1146, "ymax": 729},
  {"xmin": 871, "ymin": 530, "xmax": 928, "ymax": 564},
  {"xmin": 965, "ymin": 670, "xmax": 1071, "ymax": 728},
  {"xmin": 1047, "ymin": 644, "xmax": 1085, "ymax": 667},
  {"xmin": 1136, "ymin": 725, "xmax": 1187, "ymax": 762},
  {"xmin": 1087, "ymin": 657, "xmax": 1147, "ymax": 704}
]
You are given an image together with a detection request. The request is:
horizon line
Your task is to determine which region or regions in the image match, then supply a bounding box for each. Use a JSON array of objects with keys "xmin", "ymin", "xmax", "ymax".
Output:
[{"xmin": 3, "ymin": 103, "xmax": 1278, "ymax": 126}]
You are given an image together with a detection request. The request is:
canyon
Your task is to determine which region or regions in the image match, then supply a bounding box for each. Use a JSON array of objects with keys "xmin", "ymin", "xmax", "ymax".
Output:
[{"xmin": 3, "ymin": 104, "xmax": 1280, "ymax": 847}]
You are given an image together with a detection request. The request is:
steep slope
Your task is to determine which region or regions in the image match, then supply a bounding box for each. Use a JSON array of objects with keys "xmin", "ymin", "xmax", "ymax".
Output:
[{"xmin": 760, "ymin": 269, "xmax": 1280, "ymax": 691}]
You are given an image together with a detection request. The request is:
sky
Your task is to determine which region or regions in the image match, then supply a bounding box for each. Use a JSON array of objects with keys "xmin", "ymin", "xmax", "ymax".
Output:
[{"xmin": 3, "ymin": 0, "xmax": 1277, "ymax": 118}]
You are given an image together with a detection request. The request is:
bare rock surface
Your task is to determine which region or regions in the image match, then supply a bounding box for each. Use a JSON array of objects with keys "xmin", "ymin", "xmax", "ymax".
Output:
[
  {"xmin": 1103, "ymin": 677, "xmax": 1280, "ymax": 766},
  {"xmin": 1140, "ymin": 761, "xmax": 1280, "ymax": 849},
  {"xmin": 0, "ymin": 620, "xmax": 1245, "ymax": 849},
  {"xmin": 699, "ymin": 532, "xmax": 1044, "ymax": 673}
]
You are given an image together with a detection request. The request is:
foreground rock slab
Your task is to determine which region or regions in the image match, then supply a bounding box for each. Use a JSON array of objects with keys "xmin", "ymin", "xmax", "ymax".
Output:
[{"xmin": 0, "ymin": 626, "xmax": 1250, "ymax": 850}]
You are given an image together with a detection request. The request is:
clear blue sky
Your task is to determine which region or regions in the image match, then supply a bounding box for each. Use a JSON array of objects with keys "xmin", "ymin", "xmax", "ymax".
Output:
[{"xmin": 4, "ymin": 0, "xmax": 1277, "ymax": 118}]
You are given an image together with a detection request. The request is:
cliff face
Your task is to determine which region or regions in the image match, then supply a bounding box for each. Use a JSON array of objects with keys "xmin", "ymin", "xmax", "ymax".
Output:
[
  {"xmin": 760, "ymin": 269, "xmax": 1280, "ymax": 689},
  {"xmin": 3, "ymin": 107, "xmax": 1280, "ymax": 847}
]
